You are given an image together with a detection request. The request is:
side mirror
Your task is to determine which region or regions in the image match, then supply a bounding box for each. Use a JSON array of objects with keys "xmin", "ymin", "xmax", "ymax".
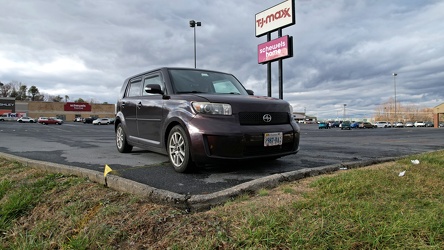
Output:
[
  {"xmin": 144, "ymin": 84, "xmax": 163, "ymax": 95},
  {"xmin": 246, "ymin": 89, "xmax": 254, "ymax": 95}
]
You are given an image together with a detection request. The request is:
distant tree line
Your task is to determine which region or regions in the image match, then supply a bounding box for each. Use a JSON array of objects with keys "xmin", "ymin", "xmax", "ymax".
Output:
[
  {"xmin": 373, "ymin": 97, "xmax": 433, "ymax": 122},
  {"xmin": 0, "ymin": 81, "xmax": 107, "ymax": 104}
]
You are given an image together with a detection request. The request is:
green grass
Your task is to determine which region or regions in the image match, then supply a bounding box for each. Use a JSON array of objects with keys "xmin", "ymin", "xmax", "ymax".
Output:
[
  {"xmin": 1, "ymin": 151, "xmax": 444, "ymax": 249},
  {"xmin": 182, "ymin": 151, "xmax": 444, "ymax": 249}
]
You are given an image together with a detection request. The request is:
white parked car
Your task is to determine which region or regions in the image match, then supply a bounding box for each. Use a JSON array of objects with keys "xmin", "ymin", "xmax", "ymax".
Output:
[
  {"xmin": 414, "ymin": 121, "xmax": 425, "ymax": 127},
  {"xmin": 17, "ymin": 117, "xmax": 36, "ymax": 123},
  {"xmin": 405, "ymin": 121, "xmax": 414, "ymax": 127},
  {"xmin": 92, "ymin": 118, "xmax": 111, "ymax": 125},
  {"xmin": 374, "ymin": 121, "xmax": 391, "ymax": 128}
]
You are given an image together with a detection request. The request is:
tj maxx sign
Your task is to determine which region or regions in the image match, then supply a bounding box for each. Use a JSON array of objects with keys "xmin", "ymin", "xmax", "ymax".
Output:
[{"xmin": 255, "ymin": 0, "xmax": 295, "ymax": 37}]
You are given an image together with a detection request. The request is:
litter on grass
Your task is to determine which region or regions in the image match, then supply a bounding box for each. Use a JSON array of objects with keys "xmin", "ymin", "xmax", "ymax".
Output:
[
  {"xmin": 399, "ymin": 170, "xmax": 406, "ymax": 177},
  {"xmin": 411, "ymin": 159, "xmax": 420, "ymax": 165}
]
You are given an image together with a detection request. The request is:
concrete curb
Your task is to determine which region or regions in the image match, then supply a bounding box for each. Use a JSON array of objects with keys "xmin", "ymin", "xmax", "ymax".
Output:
[{"xmin": 0, "ymin": 152, "xmax": 403, "ymax": 211}]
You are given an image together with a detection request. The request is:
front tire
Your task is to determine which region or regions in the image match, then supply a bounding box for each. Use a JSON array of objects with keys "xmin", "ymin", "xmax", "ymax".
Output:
[
  {"xmin": 116, "ymin": 123, "xmax": 133, "ymax": 153},
  {"xmin": 167, "ymin": 125, "xmax": 194, "ymax": 173}
]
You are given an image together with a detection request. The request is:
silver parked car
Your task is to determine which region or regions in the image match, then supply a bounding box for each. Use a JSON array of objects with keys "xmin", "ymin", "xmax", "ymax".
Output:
[
  {"xmin": 394, "ymin": 122, "xmax": 404, "ymax": 128},
  {"xmin": 405, "ymin": 121, "xmax": 414, "ymax": 127},
  {"xmin": 374, "ymin": 121, "xmax": 390, "ymax": 128},
  {"xmin": 93, "ymin": 118, "xmax": 111, "ymax": 125}
]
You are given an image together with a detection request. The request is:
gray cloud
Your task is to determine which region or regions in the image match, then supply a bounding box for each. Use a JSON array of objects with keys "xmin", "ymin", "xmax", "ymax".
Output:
[{"xmin": 0, "ymin": 0, "xmax": 443, "ymax": 118}]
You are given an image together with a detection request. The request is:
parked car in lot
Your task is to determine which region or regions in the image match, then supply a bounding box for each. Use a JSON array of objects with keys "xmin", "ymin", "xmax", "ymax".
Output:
[
  {"xmin": 73, "ymin": 117, "xmax": 83, "ymax": 122},
  {"xmin": 405, "ymin": 121, "xmax": 414, "ymax": 127},
  {"xmin": 318, "ymin": 122, "xmax": 330, "ymax": 129},
  {"xmin": 425, "ymin": 121, "xmax": 434, "ymax": 127},
  {"xmin": 330, "ymin": 121, "xmax": 340, "ymax": 128},
  {"xmin": 340, "ymin": 121, "xmax": 351, "ymax": 130},
  {"xmin": 375, "ymin": 121, "xmax": 391, "ymax": 128},
  {"xmin": 350, "ymin": 122, "xmax": 361, "ymax": 129},
  {"xmin": 394, "ymin": 122, "xmax": 404, "ymax": 128},
  {"xmin": 83, "ymin": 117, "xmax": 95, "ymax": 124},
  {"xmin": 359, "ymin": 122, "xmax": 375, "ymax": 129},
  {"xmin": 17, "ymin": 117, "xmax": 36, "ymax": 123},
  {"xmin": 115, "ymin": 67, "xmax": 300, "ymax": 173},
  {"xmin": 93, "ymin": 118, "xmax": 111, "ymax": 125},
  {"xmin": 38, "ymin": 117, "xmax": 63, "ymax": 125},
  {"xmin": 414, "ymin": 121, "xmax": 426, "ymax": 127},
  {"xmin": 0, "ymin": 113, "xmax": 18, "ymax": 121}
]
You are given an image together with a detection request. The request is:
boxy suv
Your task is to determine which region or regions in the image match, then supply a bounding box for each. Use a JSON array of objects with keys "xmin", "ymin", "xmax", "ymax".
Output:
[{"xmin": 115, "ymin": 67, "xmax": 300, "ymax": 172}]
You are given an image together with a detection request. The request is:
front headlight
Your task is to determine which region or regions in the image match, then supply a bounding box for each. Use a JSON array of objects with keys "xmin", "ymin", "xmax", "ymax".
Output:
[{"xmin": 191, "ymin": 102, "xmax": 232, "ymax": 115}]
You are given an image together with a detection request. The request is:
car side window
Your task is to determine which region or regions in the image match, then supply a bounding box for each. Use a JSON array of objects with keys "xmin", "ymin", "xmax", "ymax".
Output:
[
  {"xmin": 128, "ymin": 80, "xmax": 142, "ymax": 97},
  {"xmin": 143, "ymin": 74, "xmax": 164, "ymax": 96}
]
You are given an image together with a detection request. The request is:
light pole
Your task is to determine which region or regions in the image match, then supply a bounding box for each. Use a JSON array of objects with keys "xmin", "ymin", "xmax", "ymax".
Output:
[
  {"xmin": 189, "ymin": 20, "xmax": 201, "ymax": 68},
  {"xmin": 393, "ymin": 73, "xmax": 397, "ymax": 122},
  {"xmin": 343, "ymin": 104, "xmax": 347, "ymax": 121}
]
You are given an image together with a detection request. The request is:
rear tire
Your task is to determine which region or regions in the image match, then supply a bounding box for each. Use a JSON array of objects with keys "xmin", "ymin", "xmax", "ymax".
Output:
[
  {"xmin": 167, "ymin": 125, "xmax": 194, "ymax": 173},
  {"xmin": 116, "ymin": 123, "xmax": 133, "ymax": 153}
]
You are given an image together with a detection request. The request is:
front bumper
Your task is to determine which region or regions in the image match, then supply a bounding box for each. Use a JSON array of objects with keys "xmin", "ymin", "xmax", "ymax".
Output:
[{"xmin": 186, "ymin": 116, "xmax": 300, "ymax": 163}]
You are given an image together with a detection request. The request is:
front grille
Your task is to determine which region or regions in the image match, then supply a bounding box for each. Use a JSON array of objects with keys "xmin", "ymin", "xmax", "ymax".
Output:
[
  {"xmin": 205, "ymin": 132, "xmax": 296, "ymax": 158},
  {"xmin": 239, "ymin": 112, "xmax": 289, "ymax": 125}
]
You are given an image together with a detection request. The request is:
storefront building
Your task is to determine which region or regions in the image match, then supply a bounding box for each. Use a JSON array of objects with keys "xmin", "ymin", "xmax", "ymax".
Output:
[
  {"xmin": 0, "ymin": 97, "xmax": 16, "ymax": 114},
  {"xmin": 1, "ymin": 99, "xmax": 115, "ymax": 121}
]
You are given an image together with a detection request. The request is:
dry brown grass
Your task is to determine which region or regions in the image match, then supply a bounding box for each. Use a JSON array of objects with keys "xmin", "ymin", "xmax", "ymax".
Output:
[{"xmin": 3, "ymin": 156, "xmax": 439, "ymax": 249}]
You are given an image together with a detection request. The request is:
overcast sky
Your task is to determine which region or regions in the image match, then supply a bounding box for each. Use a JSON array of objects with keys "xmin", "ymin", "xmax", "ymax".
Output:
[{"xmin": 1, "ymin": 0, "xmax": 443, "ymax": 118}]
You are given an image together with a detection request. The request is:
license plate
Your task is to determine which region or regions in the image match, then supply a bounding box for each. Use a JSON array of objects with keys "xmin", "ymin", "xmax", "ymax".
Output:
[{"xmin": 264, "ymin": 132, "xmax": 283, "ymax": 147}]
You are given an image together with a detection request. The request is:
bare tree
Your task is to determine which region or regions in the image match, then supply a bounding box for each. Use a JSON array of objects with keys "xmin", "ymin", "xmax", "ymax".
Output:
[
  {"xmin": 0, "ymin": 82, "xmax": 12, "ymax": 97},
  {"xmin": 16, "ymin": 83, "xmax": 28, "ymax": 100},
  {"xmin": 52, "ymin": 95, "xmax": 63, "ymax": 102},
  {"xmin": 374, "ymin": 98, "xmax": 434, "ymax": 123}
]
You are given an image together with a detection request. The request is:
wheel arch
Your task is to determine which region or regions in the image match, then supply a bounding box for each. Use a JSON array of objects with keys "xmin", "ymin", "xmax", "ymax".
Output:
[{"xmin": 164, "ymin": 120, "xmax": 188, "ymax": 152}]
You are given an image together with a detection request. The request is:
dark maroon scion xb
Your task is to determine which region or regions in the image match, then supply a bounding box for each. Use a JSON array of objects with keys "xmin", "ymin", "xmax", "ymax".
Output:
[{"xmin": 115, "ymin": 67, "xmax": 300, "ymax": 172}]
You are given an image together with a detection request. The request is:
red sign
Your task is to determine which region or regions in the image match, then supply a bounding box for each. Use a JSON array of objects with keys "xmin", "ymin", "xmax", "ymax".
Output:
[
  {"xmin": 258, "ymin": 35, "xmax": 292, "ymax": 64},
  {"xmin": 64, "ymin": 102, "xmax": 91, "ymax": 112}
]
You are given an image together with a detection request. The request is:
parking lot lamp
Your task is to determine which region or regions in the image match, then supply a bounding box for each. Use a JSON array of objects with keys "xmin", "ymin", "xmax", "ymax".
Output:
[
  {"xmin": 343, "ymin": 104, "xmax": 347, "ymax": 121},
  {"xmin": 189, "ymin": 20, "xmax": 201, "ymax": 68},
  {"xmin": 393, "ymin": 73, "xmax": 397, "ymax": 122}
]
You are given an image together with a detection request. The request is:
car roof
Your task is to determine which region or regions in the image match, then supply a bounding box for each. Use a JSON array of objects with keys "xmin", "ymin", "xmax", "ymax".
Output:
[{"xmin": 125, "ymin": 67, "xmax": 232, "ymax": 82}]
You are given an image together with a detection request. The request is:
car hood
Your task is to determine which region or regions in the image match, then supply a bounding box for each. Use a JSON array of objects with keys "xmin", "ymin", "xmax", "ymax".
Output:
[{"xmin": 192, "ymin": 94, "xmax": 291, "ymax": 113}]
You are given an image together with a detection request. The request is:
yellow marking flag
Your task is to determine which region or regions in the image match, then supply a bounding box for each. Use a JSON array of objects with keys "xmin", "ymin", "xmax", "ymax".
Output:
[{"xmin": 104, "ymin": 164, "xmax": 113, "ymax": 177}]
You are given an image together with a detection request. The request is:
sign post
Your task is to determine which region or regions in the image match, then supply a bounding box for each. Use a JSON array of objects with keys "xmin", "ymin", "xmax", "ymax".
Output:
[{"xmin": 256, "ymin": 0, "xmax": 295, "ymax": 99}]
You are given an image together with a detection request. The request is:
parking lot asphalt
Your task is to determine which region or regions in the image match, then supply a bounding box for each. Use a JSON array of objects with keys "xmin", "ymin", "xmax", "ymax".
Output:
[{"xmin": 0, "ymin": 122, "xmax": 443, "ymax": 210}]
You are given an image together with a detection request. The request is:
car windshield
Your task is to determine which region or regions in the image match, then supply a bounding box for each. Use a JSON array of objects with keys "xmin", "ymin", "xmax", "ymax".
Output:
[{"xmin": 168, "ymin": 69, "xmax": 249, "ymax": 95}]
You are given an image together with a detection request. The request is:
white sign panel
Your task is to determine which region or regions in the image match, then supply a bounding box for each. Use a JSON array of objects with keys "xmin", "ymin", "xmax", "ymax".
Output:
[{"xmin": 255, "ymin": 0, "xmax": 295, "ymax": 37}]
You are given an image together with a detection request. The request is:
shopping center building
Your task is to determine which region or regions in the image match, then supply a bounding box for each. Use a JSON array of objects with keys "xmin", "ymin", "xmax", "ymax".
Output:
[{"xmin": 0, "ymin": 98, "xmax": 115, "ymax": 121}]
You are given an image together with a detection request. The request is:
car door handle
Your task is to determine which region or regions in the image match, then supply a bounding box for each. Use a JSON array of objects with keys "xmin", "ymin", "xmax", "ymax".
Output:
[{"xmin": 137, "ymin": 101, "xmax": 142, "ymax": 109}]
